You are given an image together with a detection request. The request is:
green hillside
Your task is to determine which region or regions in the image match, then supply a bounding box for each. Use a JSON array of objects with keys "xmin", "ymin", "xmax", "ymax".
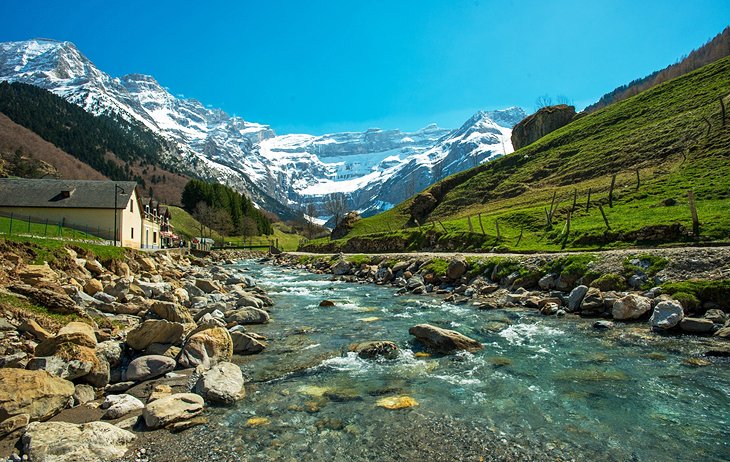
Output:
[{"xmin": 304, "ymin": 55, "xmax": 730, "ymax": 253}]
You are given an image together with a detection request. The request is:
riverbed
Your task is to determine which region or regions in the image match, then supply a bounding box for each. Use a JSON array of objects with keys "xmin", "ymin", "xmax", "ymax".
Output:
[{"xmin": 137, "ymin": 259, "xmax": 730, "ymax": 461}]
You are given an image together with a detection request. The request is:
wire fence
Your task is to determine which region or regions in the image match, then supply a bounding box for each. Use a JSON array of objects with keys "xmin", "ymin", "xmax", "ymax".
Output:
[{"xmin": 0, "ymin": 210, "xmax": 113, "ymax": 244}]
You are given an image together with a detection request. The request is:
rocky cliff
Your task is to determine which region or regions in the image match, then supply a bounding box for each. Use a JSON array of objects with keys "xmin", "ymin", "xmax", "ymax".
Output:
[{"xmin": 511, "ymin": 105, "xmax": 576, "ymax": 150}]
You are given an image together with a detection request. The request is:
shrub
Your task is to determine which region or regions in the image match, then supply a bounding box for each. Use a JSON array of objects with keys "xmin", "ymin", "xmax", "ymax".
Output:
[
  {"xmin": 670, "ymin": 291, "xmax": 701, "ymax": 312},
  {"xmin": 590, "ymin": 273, "xmax": 627, "ymax": 291}
]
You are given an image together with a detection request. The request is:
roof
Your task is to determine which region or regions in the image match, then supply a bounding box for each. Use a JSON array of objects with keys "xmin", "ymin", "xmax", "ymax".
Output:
[{"xmin": 0, "ymin": 179, "xmax": 139, "ymax": 209}]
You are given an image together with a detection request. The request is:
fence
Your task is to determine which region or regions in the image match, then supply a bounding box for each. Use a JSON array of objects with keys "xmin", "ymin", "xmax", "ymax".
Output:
[{"xmin": 0, "ymin": 210, "xmax": 114, "ymax": 244}]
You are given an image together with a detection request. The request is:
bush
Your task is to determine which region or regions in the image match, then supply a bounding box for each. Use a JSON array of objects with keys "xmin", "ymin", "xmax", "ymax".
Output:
[
  {"xmin": 670, "ymin": 291, "xmax": 701, "ymax": 312},
  {"xmin": 590, "ymin": 273, "xmax": 627, "ymax": 291}
]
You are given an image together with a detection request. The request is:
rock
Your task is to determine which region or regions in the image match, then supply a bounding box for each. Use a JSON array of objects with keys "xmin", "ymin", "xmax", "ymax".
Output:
[
  {"xmin": 0, "ymin": 413, "xmax": 29, "ymax": 437},
  {"xmin": 0, "ymin": 369, "xmax": 74, "ymax": 421},
  {"xmin": 446, "ymin": 258, "xmax": 467, "ymax": 280},
  {"xmin": 142, "ymin": 393, "xmax": 204, "ymax": 429},
  {"xmin": 231, "ymin": 332, "xmax": 267, "ymax": 355},
  {"xmin": 612, "ymin": 294, "xmax": 652, "ymax": 320},
  {"xmin": 34, "ymin": 321, "xmax": 97, "ymax": 356},
  {"xmin": 178, "ymin": 327, "xmax": 233, "ymax": 369},
  {"xmin": 375, "ymin": 266, "xmax": 393, "ymax": 283},
  {"xmin": 225, "ymin": 307, "xmax": 270, "ymax": 325},
  {"xmin": 22, "ymin": 421, "xmax": 135, "ymax": 462},
  {"xmin": 84, "ymin": 259, "xmax": 105, "ymax": 276},
  {"xmin": 649, "ymin": 300, "xmax": 684, "ymax": 330},
  {"xmin": 138, "ymin": 257, "xmax": 157, "ymax": 272},
  {"xmin": 579, "ymin": 287, "xmax": 604, "ymax": 313},
  {"xmin": 408, "ymin": 324, "xmax": 482, "ymax": 354},
  {"xmin": 9, "ymin": 284, "xmax": 84, "ymax": 316},
  {"xmin": 348, "ymin": 341, "xmax": 399, "ymax": 360},
  {"xmin": 0, "ymin": 352, "xmax": 28, "ymax": 368},
  {"xmin": 96, "ymin": 341, "xmax": 124, "ymax": 367},
  {"xmin": 331, "ymin": 260, "xmax": 352, "ymax": 276},
  {"xmin": 375, "ymin": 396, "xmax": 418, "ymax": 410},
  {"xmin": 704, "ymin": 309, "xmax": 727, "ymax": 324},
  {"xmin": 93, "ymin": 291, "xmax": 116, "ymax": 304},
  {"xmin": 150, "ymin": 301, "xmax": 194, "ymax": 324},
  {"xmin": 83, "ymin": 279, "xmax": 103, "ymax": 296},
  {"xmin": 126, "ymin": 320, "xmax": 185, "ymax": 351},
  {"xmin": 18, "ymin": 263, "xmax": 59, "ymax": 285},
  {"xmin": 144, "ymin": 343, "xmax": 181, "ymax": 359},
  {"xmin": 18, "ymin": 319, "xmax": 52, "ymax": 341},
  {"xmin": 679, "ymin": 317, "xmax": 716, "ymax": 334},
  {"xmin": 105, "ymin": 381, "xmax": 135, "ymax": 394},
  {"xmin": 194, "ymin": 362, "xmax": 244, "ymax": 404},
  {"xmin": 102, "ymin": 394, "xmax": 145, "ymax": 419},
  {"xmin": 537, "ymin": 273, "xmax": 558, "ymax": 290},
  {"xmin": 593, "ymin": 320, "xmax": 615, "ymax": 330},
  {"xmin": 567, "ymin": 285, "xmax": 589, "ymax": 312},
  {"xmin": 511, "ymin": 104, "xmax": 576, "ymax": 150},
  {"xmin": 26, "ymin": 354, "xmax": 95, "ymax": 381},
  {"xmin": 195, "ymin": 278, "xmax": 222, "ymax": 294},
  {"xmin": 125, "ymin": 355, "xmax": 176, "ymax": 382},
  {"xmin": 714, "ymin": 326, "xmax": 730, "ymax": 339},
  {"xmin": 73, "ymin": 384, "xmax": 95, "ymax": 406},
  {"xmin": 319, "ymin": 300, "xmax": 336, "ymax": 307},
  {"xmin": 147, "ymin": 384, "xmax": 174, "ymax": 403},
  {"xmin": 235, "ymin": 294, "xmax": 264, "ymax": 309}
]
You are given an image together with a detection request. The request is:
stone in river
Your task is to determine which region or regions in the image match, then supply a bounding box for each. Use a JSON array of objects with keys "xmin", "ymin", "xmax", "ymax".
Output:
[
  {"xmin": 376, "ymin": 396, "xmax": 418, "ymax": 410},
  {"xmin": 408, "ymin": 323, "xmax": 482, "ymax": 354}
]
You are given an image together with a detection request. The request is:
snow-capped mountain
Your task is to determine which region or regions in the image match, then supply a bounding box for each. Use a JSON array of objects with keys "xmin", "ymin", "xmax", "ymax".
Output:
[{"xmin": 0, "ymin": 38, "xmax": 526, "ymax": 222}]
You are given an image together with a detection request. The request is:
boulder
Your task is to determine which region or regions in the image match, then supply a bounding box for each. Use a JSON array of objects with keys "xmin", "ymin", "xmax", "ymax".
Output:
[
  {"xmin": 18, "ymin": 263, "xmax": 59, "ymax": 285},
  {"xmin": 612, "ymin": 294, "xmax": 652, "ymax": 320},
  {"xmin": 125, "ymin": 355, "xmax": 176, "ymax": 382},
  {"xmin": 34, "ymin": 321, "xmax": 97, "ymax": 357},
  {"xmin": 102, "ymin": 394, "xmax": 144, "ymax": 419},
  {"xmin": 194, "ymin": 362, "xmax": 244, "ymax": 404},
  {"xmin": 567, "ymin": 285, "xmax": 589, "ymax": 312},
  {"xmin": 26, "ymin": 354, "xmax": 95, "ymax": 381},
  {"xmin": 72, "ymin": 384, "xmax": 95, "ymax": 406},
  {"xmin": 18, "ymin": 319, "xmax": 52, "ymax": 341},
  {"xmin": 96, "ymin": 340, "xmax": 124, "ymax": 367},
  {"xmin": 319, "ymin": 300, "xmax": 336, "ymax": 307},
  {"xmin": 538, "ymin": 273, "xmax": 558, "ymax": 290},
  {"xmin": 195, "ymin": 278, "xmax": 222, "ymax": 294},
  {"xmin": 348, "ymin": 341, "xmax": 399, "ymax": 360},
  {"xmin": 649, "ymin": 300, "xmax": 684, "ymax": 330},
  {"xmin": 126, "ymin": 320, "xmax": 185, "ymax": 351},
  {"xmin": 446, "ymin": 258, "xmax": 467, "ymax": 280},
  {"xmin": 704, "ymin": 309, "xmax": 727, "ymax": 324},
  {"xmin": 408, "ymin": 324, "xmax": 482, "ymax": 354},
  {"xmin": 178, "ymin": 327, "xmax": 233, "ymax": 369},
  {"xmin": 81, "ymin": 355, "xmax": 110, "ymax": 388},
  {"xmin": 593, "ymin": 320, "xmax": 615, "ymax": 330},
  {"xmin": 679, "ymin": 317, "xmax": 716, "ymax": 334},
  {"xmin": 150, "ymin": 301, "xmax": 194, "ymax": 324},
  {"xmin": 235, "ymin": 294, "xmax": 264, "ymax": 309},
  {"xmin": 0, "ymin": 369, "xmax": 74, "ymax": 421},
  {"xmin": 0, "ymin": 413, "xmax": 29, "ymax": 437},
  {"xmin": 511, "ymin": 104, "xmax": 576, "ymax": 150},
  {"xmin": 83, "ymin": 279, "xmax": 103, "ymax": 296},
  {"xmin": 84, "ymin": 259, "xmax": 105, "ymax": 276},
  {"xmin": 331, "ymin": 260, "xmax": 352, "ymax": 276},
  {"xmin": 143, "ymin": 393, "xmax": 204, "ymax": 429},
  {"xmin": 9, "ymin": 284, "xmax": 84, "ymax": 317},
  {"xmin": 231, "ymin": 332, "xmax": 267, "ymax": 355},
  {"xmin": 138, "ymin": 257, "xmax": 157, "ymax": 273},
  {"xmin": 225, "ymin": 307, "xmax": 270, "ymax": 325},
  {"xmin": 22, "ymin": 421, "xmax": 135, "ymax": 462},
  {"xmin": 579, "ymin": 287, "xmax": 604, "ymax": 313}
]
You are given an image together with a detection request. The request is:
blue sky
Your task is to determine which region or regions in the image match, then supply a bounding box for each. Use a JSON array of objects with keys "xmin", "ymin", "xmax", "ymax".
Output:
[{"xmin": 1, "ymin": 0, "xmax": 729, "ymax": 134}]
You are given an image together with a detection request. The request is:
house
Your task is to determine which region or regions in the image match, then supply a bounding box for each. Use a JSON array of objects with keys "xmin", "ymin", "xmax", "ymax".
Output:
[
  {"xmin": 140, "ymin": 197, "xmax": 177, "ymax": 248},
  {"xmin": 0, "ymin": 178, "xmax": 161, "ymax": 249}
]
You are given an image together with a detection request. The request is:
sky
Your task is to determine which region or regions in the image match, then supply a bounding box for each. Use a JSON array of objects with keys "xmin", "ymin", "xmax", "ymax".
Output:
[{"xmin": 1, "ymin": 0, "xmax": 729, "ymax": 135}]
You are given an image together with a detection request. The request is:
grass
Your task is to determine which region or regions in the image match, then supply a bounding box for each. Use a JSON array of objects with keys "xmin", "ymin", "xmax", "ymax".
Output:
[
  {"xmin": 2, "ymin": 235, "xmax": 126, "ymax": 264},
  {"xmin": 305, "ymin": 55, "xmax": 730, "ymax": 253},
  {"xmin": 0, "ymin": 215, "xmax": 102, "ymax": 242},
  {"xmin": 0, "ymin": 292, "xmax": 83, "ymax": 327}
]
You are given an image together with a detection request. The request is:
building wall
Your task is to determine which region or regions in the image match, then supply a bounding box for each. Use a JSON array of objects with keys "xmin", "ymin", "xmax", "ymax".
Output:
[{"xmin": 119, "ymin": 188, "xmax": 143, "ymax": 249}]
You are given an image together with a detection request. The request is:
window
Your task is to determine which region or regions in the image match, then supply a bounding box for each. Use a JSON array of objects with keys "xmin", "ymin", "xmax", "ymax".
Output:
[
  {"xmin": 131, "ymin": 227, "xmax": 134, "ymax": 239},
  {"xmin": 153, "ymin": 232, "xmax": 157, "ymax": 244},
  {"xmin": 130, "ymin": 201, "xmax": 133, "ymax": 213}
]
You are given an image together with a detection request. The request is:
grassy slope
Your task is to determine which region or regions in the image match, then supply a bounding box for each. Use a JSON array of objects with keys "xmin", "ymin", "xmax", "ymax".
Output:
[{"xmin": 315, "ymin": 55, "xmax": 730, "ymax": 252}]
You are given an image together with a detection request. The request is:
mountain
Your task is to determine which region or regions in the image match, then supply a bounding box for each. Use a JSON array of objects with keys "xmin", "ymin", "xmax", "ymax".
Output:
[
  {"xmin": 305, "ymin": 54, "xmax": 730, "ymax": 252},
  {"xmin": 0, "ymin": 38, "xmax": 524, "ymax": 222}
]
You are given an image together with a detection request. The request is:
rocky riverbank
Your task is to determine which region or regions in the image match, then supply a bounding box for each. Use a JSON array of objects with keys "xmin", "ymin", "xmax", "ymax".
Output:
[
  {"xmin": 0, "ymin": 243, "xmax": 273, "ymax": 461},
  {"xmin": 270, "ymin": 248, "xmax": 730, "ymax": 352}
]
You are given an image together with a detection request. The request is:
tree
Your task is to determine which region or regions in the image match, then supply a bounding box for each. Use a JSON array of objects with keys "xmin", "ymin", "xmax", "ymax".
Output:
[
  {"xmin": 211, "ymin": 208, "xmax": 233, "ymax": 239},
  {"xmin": 534, "ymin": 94, "xmax": 553, "ymax": 110},
  {"xmin": 239, "ymin": 216, "xmax": 258, "ymax": 245},
  {"xmin": 192, "ymin": 201, "xmax": 214, "ymax": 239},
  {"xmin": 305, "ymin": 203, "xmax": 318, "ymax": 239},
  {"xmin": 324, "ymin": 193, "xmax": 348, "ymax": 228}
]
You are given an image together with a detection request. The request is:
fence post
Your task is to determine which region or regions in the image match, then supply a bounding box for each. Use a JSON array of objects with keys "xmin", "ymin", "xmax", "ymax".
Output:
[
  {"xmin": 9, "ymin": 213, "xmax": 13, "ymax": 236},
  {"xmin": 688, "ymin": 190, "xmax": 700, "ymax": 239},
  {"xmin": 477, "ymin": 213, "xmax": 485, "ymax": 235},
  {"xmin": 586, "ymin": 188, "xmax": 592, "ymax": 211}
]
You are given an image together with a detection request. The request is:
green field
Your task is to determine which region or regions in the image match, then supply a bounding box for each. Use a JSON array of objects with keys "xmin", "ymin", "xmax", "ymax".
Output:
[
  {"xmin": 0, "ymin": 215, "xmax": 103, "ymax": 242},
  {"xmin": 304, "ymin": 55, "xmax": 730, "ymax": 253}
]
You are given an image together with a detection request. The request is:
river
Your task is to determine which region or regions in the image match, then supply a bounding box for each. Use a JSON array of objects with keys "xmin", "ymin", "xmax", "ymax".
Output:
[{"xmin": 186, "ymin": 260, "xmax": 729, "ymax": 461}]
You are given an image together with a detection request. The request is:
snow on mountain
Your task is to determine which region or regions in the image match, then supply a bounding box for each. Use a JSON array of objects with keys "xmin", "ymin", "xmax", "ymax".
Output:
[{"xmin": 0, "ymin": 38, "xmax": 526, "ymax": 222}]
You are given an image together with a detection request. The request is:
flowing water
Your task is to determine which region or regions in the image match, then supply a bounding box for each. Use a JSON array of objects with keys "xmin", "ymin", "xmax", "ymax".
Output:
[{"xmin": 193, "ymin": 261, "xmax": 730, "ymax": 461}]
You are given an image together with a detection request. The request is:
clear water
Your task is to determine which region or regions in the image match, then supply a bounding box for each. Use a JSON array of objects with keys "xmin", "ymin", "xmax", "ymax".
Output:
[{"xmin": 204, "ymin": 261, "xmax": 730, "ymax": 461}]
